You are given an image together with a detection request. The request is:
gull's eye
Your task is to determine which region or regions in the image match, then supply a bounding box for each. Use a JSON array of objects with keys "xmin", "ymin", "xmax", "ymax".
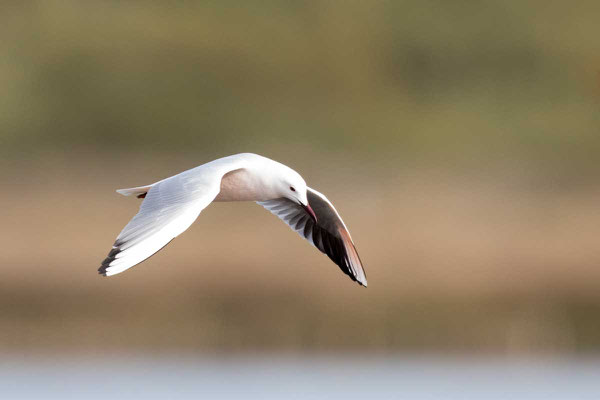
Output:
[{"xmin": 290, "ymin": 186, "xmax": 296, "ymax": 192}]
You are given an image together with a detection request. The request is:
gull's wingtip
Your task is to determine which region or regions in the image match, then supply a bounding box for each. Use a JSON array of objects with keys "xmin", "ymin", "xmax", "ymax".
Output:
[
  {"xmin": 98, "ymin": 263, "xmax": 110, "ymax": 276},
  {"xmin": 98, "ymin": 264, "xmax": 120, "ymax": 277},
  {"xmin": 354, "ymin": 274, "xmax": 367, "ymax": 287},
  {"xmin": 98, "ymin": 246, "xmax": 120, "ymax": 276}
]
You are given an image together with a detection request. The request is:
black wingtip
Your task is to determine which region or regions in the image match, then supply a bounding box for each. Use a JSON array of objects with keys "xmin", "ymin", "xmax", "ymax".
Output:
[
  {"xmin": 318, "ymin": 228, "xmax": 367, "ymax": 287},
  {"xmin": 98, "ymin": 246, "xmax": 121, "ymax": 276}
]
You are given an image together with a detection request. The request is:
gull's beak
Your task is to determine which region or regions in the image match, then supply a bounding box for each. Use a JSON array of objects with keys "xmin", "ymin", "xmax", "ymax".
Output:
[{"xmin": 301, "ymin": 202, "xmax": 318, "ymax": 223}]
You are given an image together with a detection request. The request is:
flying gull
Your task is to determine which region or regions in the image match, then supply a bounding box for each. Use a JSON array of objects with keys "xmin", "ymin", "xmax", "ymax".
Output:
[{"xmin": 98, "ymin": 153, "xmax": 367, "ymax": 286}]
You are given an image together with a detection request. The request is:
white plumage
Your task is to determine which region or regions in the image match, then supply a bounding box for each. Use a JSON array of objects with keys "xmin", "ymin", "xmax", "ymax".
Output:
[{"xmin": 99, "ymin": 153, "xmax": 367, "ymax": 286}]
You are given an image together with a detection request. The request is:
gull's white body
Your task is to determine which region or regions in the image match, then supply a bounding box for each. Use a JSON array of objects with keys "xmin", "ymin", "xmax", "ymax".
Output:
[{"xmin": 99, "ymin": 153, "xmax": 367, "ymax": 286}]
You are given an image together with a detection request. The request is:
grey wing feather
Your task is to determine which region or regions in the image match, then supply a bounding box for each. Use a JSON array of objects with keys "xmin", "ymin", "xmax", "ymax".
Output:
[{"xmin": 258, "ymin": 187, "xmax": 367, "ymax": 286}]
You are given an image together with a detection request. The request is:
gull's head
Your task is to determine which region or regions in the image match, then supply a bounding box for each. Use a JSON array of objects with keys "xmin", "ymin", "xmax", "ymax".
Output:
[{"xmin": 275, "ymin": 167, "xmax": 317, "ymax": 222}]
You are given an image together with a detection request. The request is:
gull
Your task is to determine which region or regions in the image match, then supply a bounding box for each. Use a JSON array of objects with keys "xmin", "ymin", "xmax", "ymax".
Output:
[{"xmin": 98, "ymin": 153, "xmax": 367, "ymax": 286}]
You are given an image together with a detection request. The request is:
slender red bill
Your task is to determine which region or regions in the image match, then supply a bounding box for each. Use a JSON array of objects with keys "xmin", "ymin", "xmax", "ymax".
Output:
[{"xmin": 301, "ymin": 203, "xmax": 318, "ymax": 223}]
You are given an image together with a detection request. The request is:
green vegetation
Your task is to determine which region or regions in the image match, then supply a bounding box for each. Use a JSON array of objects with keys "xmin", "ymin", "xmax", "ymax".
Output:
[{"xmin": 2, "ymin": 1, "xmax": 599, "ymax": 174}]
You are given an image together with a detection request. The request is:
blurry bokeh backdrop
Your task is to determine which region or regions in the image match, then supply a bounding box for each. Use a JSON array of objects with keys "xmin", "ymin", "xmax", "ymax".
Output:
[{"xmin": 2, "ymin": 1, "xmax": 600, "ymax": 357}]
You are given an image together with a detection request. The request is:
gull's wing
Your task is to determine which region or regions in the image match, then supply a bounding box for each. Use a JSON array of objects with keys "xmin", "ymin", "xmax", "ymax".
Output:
[
  {"xmin": 258, "ymin": 187, "xmax": 367, "ymax": 286},
  {"xmin": 99, "ymin": 170, "xmax": 222, "ymax": 276}
]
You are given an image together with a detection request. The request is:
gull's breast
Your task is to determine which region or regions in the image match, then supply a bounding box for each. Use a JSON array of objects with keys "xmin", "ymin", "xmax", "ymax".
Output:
[{"xmin": 214, "ymin": 168, "xmax": 269, "ymax": 202}]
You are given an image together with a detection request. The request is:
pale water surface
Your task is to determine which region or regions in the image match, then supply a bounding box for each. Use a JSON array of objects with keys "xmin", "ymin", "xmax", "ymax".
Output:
[{"xmin": 2, "ymin": 355, "xmax": 599, "ymax": 399}]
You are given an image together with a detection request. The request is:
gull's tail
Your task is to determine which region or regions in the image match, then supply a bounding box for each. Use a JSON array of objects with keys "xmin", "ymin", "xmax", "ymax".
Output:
[{"xmin": 116, "ymin": 184, "xmax": 153, "ymax": 199}]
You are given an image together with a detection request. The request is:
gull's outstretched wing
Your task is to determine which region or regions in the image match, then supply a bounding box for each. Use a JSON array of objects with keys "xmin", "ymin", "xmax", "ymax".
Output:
[
  {"xmin": 258, "ymin": 187, "xmax": 367, "ymax": 286},
  {"xmin": 99, "ymin": 169, "xmax": 222, "ymax": 276}
]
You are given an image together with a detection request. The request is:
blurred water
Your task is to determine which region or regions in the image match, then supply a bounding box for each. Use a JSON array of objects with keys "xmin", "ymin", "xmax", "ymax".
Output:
[{"xmin": 2, "ymin": 355, "xmax": 599, "ymax": 399}]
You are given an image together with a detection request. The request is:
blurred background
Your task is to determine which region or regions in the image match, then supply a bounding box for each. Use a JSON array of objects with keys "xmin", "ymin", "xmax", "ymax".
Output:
[{"xmin": 2, "ymin": 1, "xmax": 600, "ymax": 398}]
